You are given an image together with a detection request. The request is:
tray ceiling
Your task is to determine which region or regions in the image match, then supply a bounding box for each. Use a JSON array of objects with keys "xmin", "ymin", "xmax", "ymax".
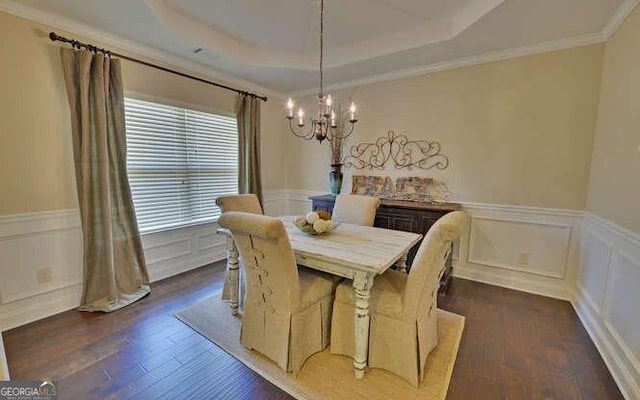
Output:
[{"xmin": 6, "ymin": 0, "xmax": 634, "ymax": 94}]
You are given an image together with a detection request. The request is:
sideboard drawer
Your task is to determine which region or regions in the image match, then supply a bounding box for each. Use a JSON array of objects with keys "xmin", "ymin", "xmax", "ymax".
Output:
[{"xmin": 374, "ymin": 211, "xmax": 419, "ymax": 233}]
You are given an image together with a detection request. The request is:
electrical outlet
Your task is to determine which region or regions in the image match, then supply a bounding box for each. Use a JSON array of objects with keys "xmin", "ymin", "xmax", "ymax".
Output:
[
  {"xmin": 36, "ymin": 268, "xmax": 53, "ymax": 284},
  {"xmin": 517, "ymin": 252, "xmax": 530, "ymax": 266}
]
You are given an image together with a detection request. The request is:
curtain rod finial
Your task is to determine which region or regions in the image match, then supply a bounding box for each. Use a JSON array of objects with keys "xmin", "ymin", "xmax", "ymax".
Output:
[{"xmin": 49, "ymin": 32, "xmax": 58, "ymax": 42}]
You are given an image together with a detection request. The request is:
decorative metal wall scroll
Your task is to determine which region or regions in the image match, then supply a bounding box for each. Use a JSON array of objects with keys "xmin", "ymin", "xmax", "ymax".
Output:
[{"xmin": 343, "ymin": 131, "xmax": 449, "ymax": 170}]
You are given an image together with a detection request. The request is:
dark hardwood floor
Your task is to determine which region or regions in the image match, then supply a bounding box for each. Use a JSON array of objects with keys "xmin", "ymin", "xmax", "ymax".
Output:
[
  {"xmin": 439, "ymin": 279, "xmax": 622, "ymax": 400},
  {"xmin": 4, "ymin": 263, "xmax": 622, "ymax": 399}
]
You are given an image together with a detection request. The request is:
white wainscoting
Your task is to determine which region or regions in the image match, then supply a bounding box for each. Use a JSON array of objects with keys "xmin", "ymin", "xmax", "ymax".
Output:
[
  {"xmin": 262, "ymin": 189, "xmax": 289, "ymax": 217},
  {"xmin": 0, "ymin": 211, "xmax": 229, "ymax": 332},
  {"xmin": 0, "ymin": 190, "xmax": 290, "ymax": 332},
  {"xmin": 0, "ymin": 210, "xmax": 85, "ymax": 331},
  {"xmin": 573, "ymin": 213, "xmax": 640, "ymax": 400},
  {"xmin": 456, "ymin": 202, "xmax": 583, "ymax": 300}
]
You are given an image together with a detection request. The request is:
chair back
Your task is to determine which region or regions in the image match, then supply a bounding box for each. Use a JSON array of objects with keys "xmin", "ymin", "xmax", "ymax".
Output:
[
  {"xmin": 402, "ymin": 211, "xmax": 468, "ymax": 318},
  {"xmin": 218, "ymin": 212, "xmax": 300, "ymax": 312},
  {"xmin": 331, "ymin": 194, "xmax": 381, "ymax": 226},
  {"xmin": 216, "ymin": 194, "xmax": 263, "ymax": 214}
]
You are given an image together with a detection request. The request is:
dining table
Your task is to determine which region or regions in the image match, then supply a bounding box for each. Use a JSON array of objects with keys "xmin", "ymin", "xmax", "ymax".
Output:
[{"xmin": 219, "ymin": 215, "xmax": 423, "ymax": 379}]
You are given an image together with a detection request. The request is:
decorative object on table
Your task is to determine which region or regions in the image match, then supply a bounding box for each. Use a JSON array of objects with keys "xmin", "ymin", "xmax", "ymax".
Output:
[
  {"xmin": 350, "ymin": 175, "xmax": 452, "ymax": 203},
  {"xmin": 284, "ymin": 0, "xmax": 358, "ymax": 143},
  {"xmin": 294, "ymin": 211, "xmax": 337, "ymax": 235},
  {"xmin": 343, "ymin": 131, "xmax": 449, "ymax": 171}
]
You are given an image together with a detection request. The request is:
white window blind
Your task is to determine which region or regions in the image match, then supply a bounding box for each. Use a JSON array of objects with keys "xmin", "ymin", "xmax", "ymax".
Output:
[{"xmin": 124, "ymin": 97, "xmax": 238, "ymax": 233}]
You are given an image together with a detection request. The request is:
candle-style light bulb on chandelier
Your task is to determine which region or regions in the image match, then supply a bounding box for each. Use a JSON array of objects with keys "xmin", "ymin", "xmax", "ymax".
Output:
[{"xmin": 285, "ymin": 0, "xmax": 358, "ymax": 143}]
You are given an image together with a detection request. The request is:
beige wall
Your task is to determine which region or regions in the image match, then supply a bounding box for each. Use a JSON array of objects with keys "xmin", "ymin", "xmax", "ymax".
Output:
[
  {"xmin": 285, "ymin": 45, "xmax": 604, "ymax": 210},
  {"xmin": 0, "ymin": 11, "xmax": 285, "ymax": 216},
  {"xmin": 586, "ymin": 6, "xmax": 640, "ymax": 234}
]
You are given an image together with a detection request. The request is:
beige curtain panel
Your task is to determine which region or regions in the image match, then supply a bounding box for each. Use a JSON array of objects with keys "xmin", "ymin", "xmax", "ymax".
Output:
[
  {"xmin": 236, "ymin": 94, "xmax": 263, "ymax": 207},
  {"xmin": 60, "ymin": 48, "xmax": 150, "ymax": 312}
]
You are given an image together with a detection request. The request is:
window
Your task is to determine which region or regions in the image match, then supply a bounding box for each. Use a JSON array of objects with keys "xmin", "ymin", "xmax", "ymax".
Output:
[{"xmin": 124, "ymin": 97, "xmax": 238, "ymax": 233}]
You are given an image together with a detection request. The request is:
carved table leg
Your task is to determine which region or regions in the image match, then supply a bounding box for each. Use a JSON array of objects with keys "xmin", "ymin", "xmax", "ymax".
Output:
[
  {"xmin": 226, "ymin": 235, "xmax": 240, "ymax": 316},
  {"xmin": 395, "ymin": 252, "xmax": 408, "ymax": 273},
  {"xmin": 352, "ymin": 272, "xmax": 374, "ymax": 379}
]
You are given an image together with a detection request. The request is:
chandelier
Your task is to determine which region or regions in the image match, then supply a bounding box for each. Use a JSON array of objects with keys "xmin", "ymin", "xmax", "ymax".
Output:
[{"xmin": 285, "ymin": 0, "xmax": 358, "ymax": 143}]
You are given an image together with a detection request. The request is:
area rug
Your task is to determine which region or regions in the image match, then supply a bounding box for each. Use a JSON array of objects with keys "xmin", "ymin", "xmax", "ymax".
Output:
[{"xmin": 176, "ymin": 295, "xmax": 465, "ymax": 400}]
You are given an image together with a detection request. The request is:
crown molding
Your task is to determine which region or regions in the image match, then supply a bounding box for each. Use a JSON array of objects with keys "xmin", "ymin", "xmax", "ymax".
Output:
[
  {"xmin": 1, "ymin": 0, "xmax": 636, "ymax": 98},
  {"xmin": 602, "ymin": 0, "xmax": 640, "ymax": 39},
  {"xmin": 0, "ymin": 0, "xmax": 286, "ymax": 100},
  {"xmin": 290, "ymin": 31, "xmax": 605, "ymax": 97},
  {"xmin": 289, "ymin": 0, "xmax": 638, "ymax": 97}
]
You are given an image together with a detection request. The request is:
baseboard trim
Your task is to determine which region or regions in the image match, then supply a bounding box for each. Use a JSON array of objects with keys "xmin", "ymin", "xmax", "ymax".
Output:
[
  {"xmin": 0, "ymin": 283, "xmax": 83, "ymax": 332},
  {"xmin": 572, "ymin": 285, "xmax": 640, "ymax": 400},
  {"xmin": 148, "ymin": 245, "xmax": 227, "ymax": 282},
  {"xmin": 0, "ymin": 249, "xmax": 226, "ymax": 332},
  {"xmin": 453, "ymin": 263, "xmax": 571, "ymax": 300}
]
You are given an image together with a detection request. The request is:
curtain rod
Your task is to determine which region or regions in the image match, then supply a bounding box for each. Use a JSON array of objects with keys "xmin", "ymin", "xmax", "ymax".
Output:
[{"xmin": 49, "ymin": 32, "xmax": 268, "ymax": 102}]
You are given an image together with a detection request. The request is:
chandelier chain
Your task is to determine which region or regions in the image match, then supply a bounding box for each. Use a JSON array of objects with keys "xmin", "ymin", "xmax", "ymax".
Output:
[
  {"xmin": 319, "ymin": 0, "xmax": 324, "ymax": 97},
  {"xmin": 284, "ymin": 0, "xmax": 357, "ymax": 143}
]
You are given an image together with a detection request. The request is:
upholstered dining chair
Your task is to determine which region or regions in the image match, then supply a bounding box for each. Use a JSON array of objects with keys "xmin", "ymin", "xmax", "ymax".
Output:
[
  {"xmin": 331, "ymin": 194, "xmax": 381, "ymax": 226},
  {"xmin": 216, "ymin": 194, "xmax": 263, "ymax": 305},
  {"xmin": 216, "ymin": 193, "xmax": 263, "ymax": 214},
  {"xmin": 218, "ymin": 211, "xmax": 341, "ymax": 374},
  {"xmin": 330, "ymin": 211, "xmax": 469, "ymax": 386}
]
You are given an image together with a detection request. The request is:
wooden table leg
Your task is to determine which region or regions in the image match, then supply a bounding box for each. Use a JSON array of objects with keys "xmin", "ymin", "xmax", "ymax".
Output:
[
  {"xmin": 395, "ymin": 252, "xmax": 408, "ymax": 273},
  {"xmin": 225, "ymin": 235, "xmax": 240, "ymax": 316},
  {"xmin": 352, "ymin": 272, "xmax": 374, "ymax": 379}
]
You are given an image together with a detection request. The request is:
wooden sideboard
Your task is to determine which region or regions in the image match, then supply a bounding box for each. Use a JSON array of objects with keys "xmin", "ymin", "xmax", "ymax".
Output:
[{"xmin": 310, "ymin": 194, "xmax": 461, "ymax": 294}]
